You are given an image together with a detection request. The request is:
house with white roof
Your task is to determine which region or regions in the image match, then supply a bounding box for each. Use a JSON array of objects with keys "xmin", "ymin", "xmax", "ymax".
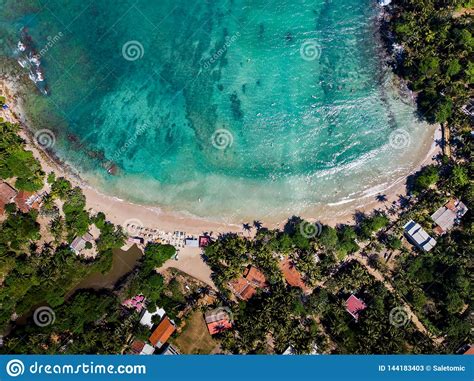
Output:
[
  {"xmin": 139, "ymin": 307, "xmax": 166, "ymax": 329},
  {"xmin": 431, "ymin": 199, "xmax": 468, "ymax": 235},
  {"xmin": 70, "ymin": 232, "xmax": 94, "ymax": 255},
  {"xmin": 184, "ymin": 237, "xmax": 199, "ymax": 248},
  {"xmin": 403, "ymin": 220, "xmax": 437, "ymax": 252}
]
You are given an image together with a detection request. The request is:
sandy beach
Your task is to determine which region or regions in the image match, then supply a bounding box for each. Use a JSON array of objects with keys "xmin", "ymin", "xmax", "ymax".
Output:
[
  {"xmin": 0, "ymin": 72, "xmax": 441, "ymax": 289},
  {"xmin": 0, "ymin": 74, "xmax": 441, "ymax": 235}
]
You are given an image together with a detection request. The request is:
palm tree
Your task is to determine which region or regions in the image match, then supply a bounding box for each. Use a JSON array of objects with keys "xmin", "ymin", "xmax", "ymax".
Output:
[
  {"xmin": 376, "ymin": 194, "xmax": 388, "ymax": 202},
  {"xmin": 253, "ymin": 220, "xmax": 263, "ymax": 230}
]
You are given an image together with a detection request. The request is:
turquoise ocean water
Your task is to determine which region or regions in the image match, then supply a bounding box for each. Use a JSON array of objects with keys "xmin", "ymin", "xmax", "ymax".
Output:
[{"xmin": 0, "ymin": 0, "xmax": 434, "ymax": 222}]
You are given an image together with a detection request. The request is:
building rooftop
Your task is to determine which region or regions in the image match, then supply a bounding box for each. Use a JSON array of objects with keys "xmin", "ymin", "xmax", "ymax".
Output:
[
  {"xmin": 461, "ymin": 99, "xmax": 474, "ymax": 118},
  {"xmin": 431, "ymin": 199, "xmax": 468, "ymax": 234},
  {"xmin": 0, "ymin": 181, "xmax": 18, "ymax": 214},
  {"xmin": 130, "ymin": 340, "xmax": 146, "ymax": 354},
  {"xmin": 464, "ymin": 345, "xmax": 474, "ymax": 355},
  {"xmin": 279, "ymin": 258, "xmax": 311, "ymax": 293},
  {"xmin": 184, "ymin": 237, "xmax": 199, "ymax": 247},
  {"xmin": 69, "ymin": 232, "xmax": 94, "ymax": 255},
  {"xmin": 14, "ymin": 190, "xmax": 34, "ymax": 213},
  {"xmin": 149, "ymin": 317, "xmax": 176, "ymax": 348},
  {"xmin": 139, "ymin": 307, "xmax": 166, "ymax": 329},
  {"xmin": 243, "ymin": 265, "xmax": 267, "ymax": 288},
  {"xmin": 206, "ymin": 319, "xmax": 233, "ymax": 335},
  {"xmin": 140, "ymin": 343, "xmax": 155, "ymax": 355},
  {"xmin": 199, "ymin": 235, "xmax": 211, "ymax": 247},
  {"xmin": 162, "ymin": 343, "xmax": 180, "ymax": 355},
  {"xmin": 403, "ymin": 220, "xmax": 437, "ymax": 252},
  {"xmin": 229, "ymin": 265, "xmax": 267, "ymax": 301},
  {"xmin": 205, "ymin": 308, "xmax": 233, "ymax": 335},
  {"xmin": 14, "ymin": 191, "xmax": 44, "ymax": 213},
  {"xmin": 346, "ymin": 294, "xmax": 367, "ymax": 320},
  {"xmin": 282, "ymin": 345, "xmax": 296, "ymax": 355},
  {"xmin": 229, "ymin": 277, "xmax": 255, "ymax": 300}
]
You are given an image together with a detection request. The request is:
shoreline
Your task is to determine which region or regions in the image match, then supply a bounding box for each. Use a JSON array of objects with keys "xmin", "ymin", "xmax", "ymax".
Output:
[{"xmin": 0, "ymin": 70, "xmax": 441, "ymax": 235}]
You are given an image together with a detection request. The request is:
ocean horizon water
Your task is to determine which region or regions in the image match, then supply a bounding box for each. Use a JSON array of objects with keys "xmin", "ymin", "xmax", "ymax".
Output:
[{"xmin": 0, "ymin": 0, "xmax": 435, "ymax": 222}]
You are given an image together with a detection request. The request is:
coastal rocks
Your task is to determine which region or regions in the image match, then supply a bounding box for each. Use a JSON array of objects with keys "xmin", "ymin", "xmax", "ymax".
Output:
[
  {"xmin": 14, "ymin": 28, "xmax": 48, "ymax": 95},
  {"xmin": 67, "ymin": 133, "xmax": 119, "ymax": 176},
  {"xmin": 229, "ymin": 91, "xmax": 243, "ymax": 121}
]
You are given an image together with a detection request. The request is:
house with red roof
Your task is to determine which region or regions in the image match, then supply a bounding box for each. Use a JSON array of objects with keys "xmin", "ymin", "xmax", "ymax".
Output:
[
  {"xmin": 0, "ymin": 181, "xmax": 17, "ymax": 215},
  {"xmin": 149, "ymin": 317, "xmax": 176, "ymax": 348},
  {"xmin": 199, "ymin": 235, "xmax": 211, "ymax": 247},
  {"xmin": 345, "ymin": 294, "xmax": 367, "ymax": 321},
  {"xmin": 14, "ymin": 190, "xmax": 44, "ymax": 213},
  {"xmin": 204, "ymin": 308, "xmax": 233, "ymax": 335},
  {"xmin": 463, "ymin": 345, "xmax": 474, "ymax": 355},
  {"xmin": 229, "ymin": 265, "xmax": 267, "ymax": 301},
  {"xmin": 279, "ymin": 258, "xmax": 311, "ymax": 293},
  {"xmin": 130, "ymin": 340, "xmax": 155, "ymax": 355}
]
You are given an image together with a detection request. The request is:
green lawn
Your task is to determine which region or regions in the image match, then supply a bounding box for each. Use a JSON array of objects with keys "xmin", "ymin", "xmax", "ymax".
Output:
[{"xmin": 172, "ymin": 310, "xmax": 219, "ymax": 354}]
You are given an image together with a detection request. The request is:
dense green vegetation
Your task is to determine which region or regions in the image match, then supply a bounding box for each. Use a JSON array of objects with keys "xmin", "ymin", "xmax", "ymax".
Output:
[
  {"xmin": 126, "ymin": 243, "xmax": 176, "ymax": 305},
  {"xmin": 1, "ymin": 0, "xmax": 472, "ymax": 355},
  {"xmin": 2, "ymin": 290, "xmax": 137, "ymax": 354},
  {"xmin": 0, "ymin": 123, "xmax": 173, "ymax": 352},
  {"xmin": 1, "ymin": 239, "xmax": 177, "ymax": 353},
  {"xmin": 0, "ymin": 120, "xmax": 127, "ymax": 346},
  {"xmin": 318, "ymin": 262, "xmax": 435, "ymax": 354},
  {"xmin": 203, "ymin": 215, "xmax": 436, "ymax": 353},
  {"xmin": 204, "ymin": 218, "xmax": 362, "ymax": 292},
  {"xmin": 387, "ymin": 161, "xmax": 473, "ymax": 352},
  {"xmin": 205, "ymin": 225, "xmax": 438, "ymax": 353},
  {"xmin": 383, "ymin": 1, "xmax": 473, "ymax": 353},
  {"xmin": 0, "ymin": 120, "xmax": 44, "ymax": 191},
  {"xmin": 389, "ymin": 0, "xmax": 473, "ymax": 125},
  {"xmin": 221, "ymin": 284, "xmax": 322, "ymax": 354},
  {"xmin": 393, "ymin": 236, "xmax": 471, "ymax": 352}
]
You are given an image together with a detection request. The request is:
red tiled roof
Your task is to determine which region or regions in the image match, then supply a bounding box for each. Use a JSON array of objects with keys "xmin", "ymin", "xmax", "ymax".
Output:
[
  {"xmin": 199, "ymin": 235, "xmax": 211, "ymax": 247},
  {"xmin": 229, "ymin": 265, "xmax": 267, "ymax": 301},
  {"xmin": 14, "ymin": 190, "xmax": 33, "ymax": 213},
  {"xmin": 240, "ymin": 284, "xmax": 257, "ymax": 300},
  {"xmin": 149, "ymin": 317, "xmax": 176, "ymax": 347},
  {"xmin": 244, "ymin": 266, "xmax": 267, "ymax": 288},
  {"xmin": 346, "ymin": 294, "xmax": 367, "ymax": 320},
  {"xmin": 229, "ymin": 277, "xmax": 249, "ymax": 296},
  {"xmin": 0, "ymin": 182, "xmax": 17, "ymax": 214},
  {"xmin": 445, "ymin": 199, "xmax": 457, "ymax": 211},
  {"xmin": 207, "ymin": 319, "xmax": 233, "ymax": 335},
  {"xmin": 279, "ymin": 258, "xmax": 311, "ymax": 292},
  {"xmin": 464, "ymin": 345, "xmax": 474, "ymax": 355},
  {"xmin": 130, "ymin": 340, "xmax": 145, "ymax": 354}
]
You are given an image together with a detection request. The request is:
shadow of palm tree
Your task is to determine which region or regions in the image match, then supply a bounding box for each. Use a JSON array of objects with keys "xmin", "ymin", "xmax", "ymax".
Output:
[{"xmin": 243, "ymin": 223, "xmax": 252, "ymax": 233}]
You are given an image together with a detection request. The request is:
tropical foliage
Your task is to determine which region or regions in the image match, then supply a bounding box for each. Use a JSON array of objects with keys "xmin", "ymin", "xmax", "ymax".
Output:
[{"xmin": 389, "ymin": 0, "xmax": 473, "ymax": 124}]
